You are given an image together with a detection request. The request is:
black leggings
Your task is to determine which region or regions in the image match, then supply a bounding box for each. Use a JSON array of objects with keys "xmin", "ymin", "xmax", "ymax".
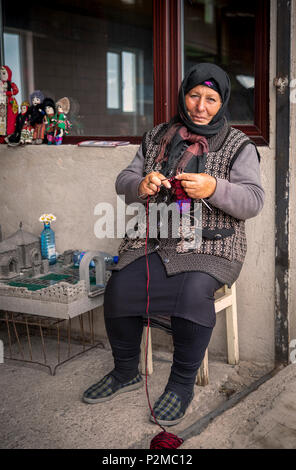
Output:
[{"xmin": 104, "ymin": 314, "xmax": 213, "ymax": 403}]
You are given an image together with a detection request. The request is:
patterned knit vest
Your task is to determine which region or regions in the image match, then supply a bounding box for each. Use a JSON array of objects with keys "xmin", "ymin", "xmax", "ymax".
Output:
[{"xmin": 118, "ymin": 123, "xmax": 252, "ymax": 265}]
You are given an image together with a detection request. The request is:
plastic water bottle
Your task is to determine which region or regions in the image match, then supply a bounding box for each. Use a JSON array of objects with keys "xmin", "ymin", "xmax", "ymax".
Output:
[
  {"xmin": 40, "ymin": 222, "xmax": 57, "ymax": 265},
  {"xmin": 73, "ymin": 251, "xmax": 118, "ymax": 267},
  {"xmin": 102, "ymin": 254, "xmax": 119, "ymax": 266}
]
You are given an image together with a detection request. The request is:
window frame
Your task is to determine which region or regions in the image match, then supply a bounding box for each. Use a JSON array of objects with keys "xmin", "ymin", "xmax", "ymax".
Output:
[{"xmin": 4, "ymin": 0, "xmax": 267, "ymax": 145}]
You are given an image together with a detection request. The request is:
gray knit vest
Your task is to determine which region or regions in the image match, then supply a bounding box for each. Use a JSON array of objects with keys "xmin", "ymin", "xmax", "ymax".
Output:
[{"xmin": 117, "ymin": 122, "xmax": 251, "ymax": 267}]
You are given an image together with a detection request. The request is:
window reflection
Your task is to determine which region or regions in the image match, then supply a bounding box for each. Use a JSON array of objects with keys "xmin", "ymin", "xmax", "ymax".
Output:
[
  {"xmin": 107, "ymin": 52, "xmax": 120, "ymax": 110},
  {"xmin": 3, "ymin": 0, "xmax": 153, "ymax": 136},
  {"xmin": 183, "ymin": 0, "xmax": 256, "ymax": 125}
]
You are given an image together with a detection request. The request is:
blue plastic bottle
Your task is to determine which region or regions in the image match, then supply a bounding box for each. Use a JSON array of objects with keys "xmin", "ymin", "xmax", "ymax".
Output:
[
  {"xmin": 104, "ymin": 255, "xmax": 119, "ymax": 265},
  {"xmin": 40, "ymin": 222, "xmax": 57, "ymax": 265}
]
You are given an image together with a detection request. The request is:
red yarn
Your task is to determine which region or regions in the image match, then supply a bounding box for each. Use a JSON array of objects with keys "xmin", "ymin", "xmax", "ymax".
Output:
[
  {"xmin": 169, "ymin": 177, "xmax": 191, "ymax": 213},
  {"xmin": 150, "ymin": 431, "xmax": 183, "ymax": 449},
  {"xmin": 169, "ymin": 178, "xmax": 188, "ymax": 200},
  {"xmin": 144, "ymin": 194, "xmax": 184, "ymax": 450}
]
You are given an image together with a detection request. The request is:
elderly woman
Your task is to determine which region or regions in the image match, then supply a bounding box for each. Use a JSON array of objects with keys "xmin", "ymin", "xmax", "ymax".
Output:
[{"xmin": 83, "ymin": 63, "xmax": 264, "ymax": 426}]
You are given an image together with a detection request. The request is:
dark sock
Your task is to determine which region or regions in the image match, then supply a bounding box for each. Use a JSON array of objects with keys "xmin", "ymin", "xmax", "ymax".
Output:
[
  {"xmin": 104, "ymin": 315, "xmax": 144, "ymax": 383},
  {"xmin": 165, "ymin": 317, "xmax": 213, "ymax": 407}
]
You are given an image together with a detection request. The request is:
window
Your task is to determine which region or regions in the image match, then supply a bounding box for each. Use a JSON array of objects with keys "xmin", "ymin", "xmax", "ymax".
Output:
[
  {"xmin": 107, "ymin": 49, "xmax": 141, "ymax": 114},
  {"xmin": 107, "ymin": 52, "xmax": 120, "ymax": 110},
  {"xmin": 183, "ymin": 0, "xmax": 257, "ymax": 125},
  {"xmin": 3, "ymin": 32, "xmax": 23, "ymax": 103},
  {"xmin": 2, "ymin": 0, "xmax": 269, "ymax": 144}
]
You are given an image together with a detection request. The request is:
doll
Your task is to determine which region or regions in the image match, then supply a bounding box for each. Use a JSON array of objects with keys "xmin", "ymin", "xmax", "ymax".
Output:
[
  {"xmin": 7, "ymin": 101, "xmax": 31, "ymax": 147},
  {"xmin": 19, "ymin": 102, "xmax": 34, "ymax": 144},
  {"xmin": 43, "ymin": 97, "xmax": 66, "ymax": 145},
  {"xmin": 55, "ymin": 97, "xmax": 71, "ymax": 144},
  {"xmin": 43, "ymin": 98, "xmax": 57, "ymax": 144},
  {"xmin": 29, "ymin": 90, "xmax": 45, "ymax": 144},
  {"xmin": 0, "ymin": 65, "xmax": 19, "ymax": 143}
]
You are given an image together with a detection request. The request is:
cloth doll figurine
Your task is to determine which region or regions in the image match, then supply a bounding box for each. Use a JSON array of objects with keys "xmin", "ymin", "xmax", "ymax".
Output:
[
  {"xmin": 56, "ymin": 97, "xmax": 71, "ymax": 143},
  {"xmin": 0, "ymin": 65, "xmax": 19, "ymax": 143},
  {"xmin": 19, "ymin": 102, "xmax": 34, "ymax": 144},
  {"xmin": 43, "ymin": 97, "xmax": 66, "ymax": 145},
  {"xmin": 43, "ymin": 97, "xmax": 57, "ymax": 144},
  {"xmin": 29, "ymin": 90, "xmax": 45, "ymax": 144},
  {"xmin": 7, "ymin": 101, "xmax": 31, "ymax": 147}
]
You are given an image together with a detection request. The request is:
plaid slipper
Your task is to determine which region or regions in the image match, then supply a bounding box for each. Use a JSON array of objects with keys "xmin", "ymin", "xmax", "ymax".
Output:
[
  {"xmin": 150, "ymin": 390, "xmax": 194, "ymax": 426},
  {"xmin": 83, "ymin": 371, "xmax": 143, "ymax": 404}
]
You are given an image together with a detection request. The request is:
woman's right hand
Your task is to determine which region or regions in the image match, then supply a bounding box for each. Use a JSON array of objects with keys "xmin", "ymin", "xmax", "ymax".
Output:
[{"xmin": 138, "ymin": 171, "xmax": 171, "ymax": 198}]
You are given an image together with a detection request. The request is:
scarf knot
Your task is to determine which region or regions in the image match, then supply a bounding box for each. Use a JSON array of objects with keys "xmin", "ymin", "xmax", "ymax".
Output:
[
  {"xmin": 155, "ymin": 123, "xmax": 209, "ymax": 175},
  {"xmin": 177, "ymin": 126, "xmax": 209, "ymax": 173}
]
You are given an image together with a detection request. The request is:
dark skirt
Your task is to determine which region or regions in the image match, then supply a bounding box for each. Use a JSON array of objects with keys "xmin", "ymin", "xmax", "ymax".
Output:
[{"xmin": 104, "ymin": 252, "xmax": 224, "ymax": 328}]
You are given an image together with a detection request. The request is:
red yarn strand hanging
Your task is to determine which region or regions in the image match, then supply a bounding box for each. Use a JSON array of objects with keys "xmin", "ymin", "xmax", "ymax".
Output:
[{"xmin": 144, "ymin": 190, "xmax": 184, "ymax": 450}]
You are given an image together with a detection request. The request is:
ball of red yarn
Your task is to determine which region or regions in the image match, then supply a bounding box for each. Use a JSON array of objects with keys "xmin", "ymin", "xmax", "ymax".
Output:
[{"xmin": 150, "ymin": 431, "xmax": 183, "ymax": 449}]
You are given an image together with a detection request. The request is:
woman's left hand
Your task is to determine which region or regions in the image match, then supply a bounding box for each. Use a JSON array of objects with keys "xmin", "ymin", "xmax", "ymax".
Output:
[{"xmin": 174, "ymin": 173, "xmax": 217, "ymax": 199}]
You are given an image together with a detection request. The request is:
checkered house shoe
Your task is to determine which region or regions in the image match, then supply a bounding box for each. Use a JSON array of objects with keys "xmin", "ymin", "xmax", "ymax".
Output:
[
  {"xmin": 83, "ymin": 371, "xmax": 143, "ymax": 404},
  {"xmin": 150, "ymin": 390, "xmax": 193, "ymax": 426}
]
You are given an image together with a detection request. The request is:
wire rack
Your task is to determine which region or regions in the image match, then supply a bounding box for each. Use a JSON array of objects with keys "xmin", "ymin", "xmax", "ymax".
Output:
[{"xmin": 0, "ymin": 309, "xmax": 105, "ymax": 375}]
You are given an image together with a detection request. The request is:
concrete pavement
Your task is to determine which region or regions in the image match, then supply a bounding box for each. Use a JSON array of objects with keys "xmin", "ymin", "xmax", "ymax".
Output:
[{"xmin": 0, "ymin": 335, "xmax": 295, "ymax": 449}]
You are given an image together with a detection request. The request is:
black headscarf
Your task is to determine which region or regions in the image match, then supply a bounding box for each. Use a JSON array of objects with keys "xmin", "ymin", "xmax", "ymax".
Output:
[{"xmin": 177, "ymin": 62, "xmax": 231, "ymax": 137}]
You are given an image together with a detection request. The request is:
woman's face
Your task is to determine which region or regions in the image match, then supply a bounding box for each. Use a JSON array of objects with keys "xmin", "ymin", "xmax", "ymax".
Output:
[{"xmin": 185, "ymin": 85, "xmax": 222, "ymax": 125}]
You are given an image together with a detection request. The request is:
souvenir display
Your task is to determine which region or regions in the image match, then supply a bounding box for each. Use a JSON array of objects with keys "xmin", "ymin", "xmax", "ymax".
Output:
[
  {"xmin": 0, "ymin": 65, "xmax": 19, "ymax": 143},
  {"xmin": 6, "ymin": 101, "xmax": 31, "ymax": 147},
  {"xmin": 29, "ymin": 90, "xmax": 45, "ymax": 144},
  {"xmin": 0, "ymin": 66, "xmax": 73, "ymax": 147}
]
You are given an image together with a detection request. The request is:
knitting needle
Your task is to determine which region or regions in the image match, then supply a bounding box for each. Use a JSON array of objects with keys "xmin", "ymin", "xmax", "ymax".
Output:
[
  {"xmin": 139, "ymin": 177, "xmax": 213, "ymax": 211},
  {"xmin": 138, "ymin": 178, "xmax": 171, "ymax": 198}
]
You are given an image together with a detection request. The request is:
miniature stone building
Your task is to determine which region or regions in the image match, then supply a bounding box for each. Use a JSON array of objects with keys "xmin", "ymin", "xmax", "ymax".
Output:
[{"xmin": 0, "ymin": 222, "xmax": 44, "ymax": 279}]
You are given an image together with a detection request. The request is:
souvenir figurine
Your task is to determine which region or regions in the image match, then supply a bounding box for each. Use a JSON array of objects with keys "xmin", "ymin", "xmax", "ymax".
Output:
[
  {"xmin": 29, "ymin": 90, "xmax": 45, "ymax": 144},
  {"xmin": 0, "ymin": 65, "xmax": 19, "ymax": 143},
  {"xmin": 7, "ymin": 101, "xmax": 31, "ymax": 147},
  {"xmin": 19, "ymin": 102, "xmax": 34, "ymax": 144},
  {"xmin": 43, "ymin": 97, "xmax": 57, "ymax": 144},
  {"xmin": 56, "ymin": 97, "xmax": 71, "ymax": 143},
  {"xmin": 43, "ymin": 97, "xmax": 66, "ymax": 145}
]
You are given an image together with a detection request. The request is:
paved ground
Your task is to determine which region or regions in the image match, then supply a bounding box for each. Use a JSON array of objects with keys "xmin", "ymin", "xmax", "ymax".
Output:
[{"xmin": 0, "ymin": 335, "xmax": 295, "ymax": 449}]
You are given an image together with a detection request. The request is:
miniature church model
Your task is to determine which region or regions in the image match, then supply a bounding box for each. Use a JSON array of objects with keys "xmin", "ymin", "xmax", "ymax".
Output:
[{"xmin": 0, "ymin": 222, "xmax": 44, "ymax": 280}]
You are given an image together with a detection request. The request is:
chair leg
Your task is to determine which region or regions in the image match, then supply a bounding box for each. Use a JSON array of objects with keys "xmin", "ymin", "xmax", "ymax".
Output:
[
  {"xmin": 140, "ymin": 326, "xmax": 153, "ymax": 375},
  {"xmin": 196, "ymin": 348, "xmax": 209, "ymax": 386},
  {"xmin": 225, "ymin": 283, "xmax": 239, "ymax": 364}
]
